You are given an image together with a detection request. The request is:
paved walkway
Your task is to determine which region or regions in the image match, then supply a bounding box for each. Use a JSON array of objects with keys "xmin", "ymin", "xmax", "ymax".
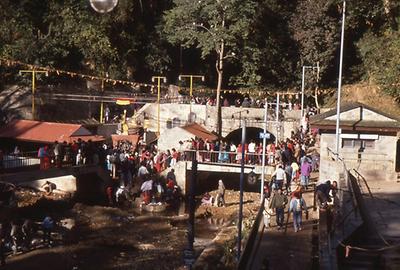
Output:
[
  {"xmin": 361, "ymin": 179, "xmax": 400, "ymax": 266},
  {"xmin": 251, "ymin": 188, "xmax": 319, "ymax": 270}
]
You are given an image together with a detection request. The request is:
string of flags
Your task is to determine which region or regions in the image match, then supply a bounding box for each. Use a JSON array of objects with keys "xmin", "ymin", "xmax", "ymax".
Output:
[
  {"xmin": 0, "ymin": 58, "xmax": 325, "ymax": 98},
  {"xmin": 0, "ymin": 58, "xmax": 155, "ymax": 88}
]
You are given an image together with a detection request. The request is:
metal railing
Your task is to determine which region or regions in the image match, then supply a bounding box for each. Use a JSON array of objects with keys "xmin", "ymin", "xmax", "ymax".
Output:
[
  {"xmin": 182, "ymin": 149, "xmax": 274, "ymax": 166},
  {"xmin": 238, "ymin": 196, "xmax": 265, "ymax": 269},
  {"xmin": 1, "ymin": 152, "xmax": 40, "ymax": 169}
]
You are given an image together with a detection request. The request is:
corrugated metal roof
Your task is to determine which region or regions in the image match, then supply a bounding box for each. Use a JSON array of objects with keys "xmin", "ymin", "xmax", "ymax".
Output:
[
  {"xmin": 181, "ymin": 123, "xmax": 218, "ymax": 141},
  {"xmin": 0, "ymin": 119, "xmax": 104, "ymax": 143},
  {"xmin": 311, "ymin": 119, "xmax": 400, "ymax": 132},
  {"xmin": 310, "ymin": 102, "xmax": 400, "ymax": 131},
  {"xmin": 310, "ymin": 102, "xmax": 400, "ymax": 123}
]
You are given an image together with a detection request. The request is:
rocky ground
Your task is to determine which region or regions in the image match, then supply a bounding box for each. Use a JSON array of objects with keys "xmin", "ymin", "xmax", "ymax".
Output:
[{"xmin": 3, "ymin": 188, "xmax": 260, "ymax": 270}]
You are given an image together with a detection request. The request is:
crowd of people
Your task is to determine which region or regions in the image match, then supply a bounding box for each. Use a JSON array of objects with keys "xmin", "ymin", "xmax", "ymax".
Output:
[{"xmin": 181, "ymin": 93, "xmax": 318, "ymax": 113}]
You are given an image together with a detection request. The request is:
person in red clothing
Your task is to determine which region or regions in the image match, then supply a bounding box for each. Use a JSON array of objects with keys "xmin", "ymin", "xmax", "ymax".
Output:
[{"xmin": 42, "ymin": 145, "xmax": 50, "ymax": 170}]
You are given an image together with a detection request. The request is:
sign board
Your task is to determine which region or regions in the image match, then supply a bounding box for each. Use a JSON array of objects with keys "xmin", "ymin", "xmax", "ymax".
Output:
[{"xmin": 259, "ymin": 132, "xmax": 271, "ymax": 139}]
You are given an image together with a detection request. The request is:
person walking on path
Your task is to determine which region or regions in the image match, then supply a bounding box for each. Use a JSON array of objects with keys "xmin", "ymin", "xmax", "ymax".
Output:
[
  {"xmin": 289, "ymin": 192, "xmax": 307, "ymax": 232},
  {"xmin": 271, "ymin": 164, "xmax": 287, "ymax": 190},
  {"xmin": 269, "ymin": 187, "xmax": 288, "ymax": 230},
  {"xmin": 300, "ymin": 158, "xmax": 312, "ymax": 190}
]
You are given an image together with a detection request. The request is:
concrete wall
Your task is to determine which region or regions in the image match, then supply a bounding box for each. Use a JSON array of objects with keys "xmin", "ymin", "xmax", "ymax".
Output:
[
  {"xmin": 19, "ymin": 175, "xmax": 77, "ymax": 193},
  {"xmin": 319, "ymin": 133, "xmax": 398, "ymax": 182},
  {"xmin": 157, "ymin": 127, "xmax": 192, "ymax": 151}
]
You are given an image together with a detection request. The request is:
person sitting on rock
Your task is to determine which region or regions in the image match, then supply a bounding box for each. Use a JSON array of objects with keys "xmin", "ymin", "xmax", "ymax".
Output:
[
  {"xmin": 115, "ymin": 186, "xmax": 129, "ymax": 205},
  {"xmin": 201, "ymin": 192, "xmax": 213, "ymax": 206},
  {"xmin": 42, "ymin": 181, "xmax": 56, "ymax": 195}
]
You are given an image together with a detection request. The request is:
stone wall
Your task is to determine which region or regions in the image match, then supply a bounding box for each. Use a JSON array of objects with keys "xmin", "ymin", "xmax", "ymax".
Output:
[
  {"xmin": 319, "ymin": 133, "xmax": 398, "ymax": 182},
  {"xmin": 139, "ymin": 103, "xmax": 301, "ymax": 141}
]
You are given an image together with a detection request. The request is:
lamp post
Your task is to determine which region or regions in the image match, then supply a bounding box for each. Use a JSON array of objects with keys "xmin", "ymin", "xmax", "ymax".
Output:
[
  {"xmin": 335, "ymin": 0, "xmax": 346, "ymax": 154},
  {"xmin": 152, "ymin": 76, "xmax": 167, "ymax": 134},
  {"xmin": 89, "ymin": 0, "xmax": 118, "ymax": 13},
  {"xmin": 300, "ymin": 64, "xmax": 320, "ymax": 120},
  {"xmin": 19, "ymin": 69, "xmax": 48, "ymax": 120}
]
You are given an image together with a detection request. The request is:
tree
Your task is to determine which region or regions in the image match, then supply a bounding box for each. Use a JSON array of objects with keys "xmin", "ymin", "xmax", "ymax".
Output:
[
  {"xmin": 289, "ymin": 0, "xmax": 339, "ymax": 107},
  {"xmin": 162, "ymin": 0, "xmax": 258, "ymax": 137}
]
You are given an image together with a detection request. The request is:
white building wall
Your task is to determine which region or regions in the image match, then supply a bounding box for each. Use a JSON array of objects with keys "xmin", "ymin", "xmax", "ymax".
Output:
[
  {"xmin": 319, "ymin": 133, "xmax": 398, "ymax": 182},
  {"xmin": 157, "ymin": 127, "xmax": 193, "ymax": 151}
]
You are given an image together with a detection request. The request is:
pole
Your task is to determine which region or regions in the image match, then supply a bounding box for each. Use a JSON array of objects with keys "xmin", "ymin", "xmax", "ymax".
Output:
[
  {"xmin": 190, "ymin": 76, "xmax": 193, "ymax": 99},
  {"xmin": 185, "ymin": 155, "xmax": 197, "ymax": 269},
  {"xmin": 275, "ymin": 93, "xmax": 280, "ymax": 145},
  {"xmin": 157, "ymin": 78, "xmax": 161, "ymax": 134},
  {"xmin": 335, "ymin": 0, "xmax": 346, "ymax": 154},
  {"xmin": 152, "ymin": 76, "xmax": 167, "ymax": 135},
  {"xmin": 19, "ymin": 69, "xmax": 48, "ymax": 120},
  {"xmin": 261, "ymin": 99, "xmax": 267, "ymax": 201},
  {"xmin": 237, "ymin": 119, "xmax": 246, "ymax": 262},
  {"xmin": 100, "ymin": 80, "xmax": 105, "ymax": 123},
  {"xmin": 301, "ymin": 66, "xmax": 306, "ymax": 120}
]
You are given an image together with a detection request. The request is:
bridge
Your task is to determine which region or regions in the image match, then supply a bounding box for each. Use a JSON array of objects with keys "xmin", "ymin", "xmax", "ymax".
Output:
[
  {"xmin": 132, "ymin": 103, "xmax": 301, "ymax": 141},
  {"xmin": 0, "ymin": 154, "xmax": 113, "ymax": 203}
]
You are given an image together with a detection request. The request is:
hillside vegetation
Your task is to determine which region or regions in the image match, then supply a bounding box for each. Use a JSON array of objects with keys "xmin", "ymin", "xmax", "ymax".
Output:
[{"xmin": 0, "ymin": 1, "xmax": 399, "ymax": 101}]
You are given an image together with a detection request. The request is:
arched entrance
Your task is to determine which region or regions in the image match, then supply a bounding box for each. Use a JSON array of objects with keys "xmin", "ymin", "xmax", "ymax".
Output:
[{"xmin": 224, "ymin": 127, "xmax": 275, "ymax": 145}]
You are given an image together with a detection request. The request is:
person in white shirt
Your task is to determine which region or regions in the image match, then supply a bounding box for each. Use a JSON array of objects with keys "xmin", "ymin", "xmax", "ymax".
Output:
[
  {"xmin": 248, "ymin": 141, "xmax": 256, "ymax": 164},
  {"xmin": 271, "ymin": 164, "xmax": 287, "ymax": 190}
]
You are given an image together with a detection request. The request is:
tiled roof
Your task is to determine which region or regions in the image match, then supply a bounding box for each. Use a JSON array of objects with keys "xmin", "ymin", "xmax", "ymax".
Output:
[
  {"xmin": 181, "ymin": 123, "xmax": 218, "ymax": 141},
  {"xmin": 0, "ymin": 119, "xmax": 104, "ymax": 143}
]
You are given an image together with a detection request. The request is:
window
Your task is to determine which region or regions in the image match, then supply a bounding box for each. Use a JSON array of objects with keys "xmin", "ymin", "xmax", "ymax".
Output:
[{"xmin": 342, "ymin": 139, "xmax": 375, "ymax": 149}]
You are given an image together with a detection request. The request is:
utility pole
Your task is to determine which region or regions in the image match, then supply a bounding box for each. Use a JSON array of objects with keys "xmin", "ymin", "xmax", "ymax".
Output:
[
  {"xmin": 336, "ymin": 0, "xmax": 346, "ymax": 154},
  {"xmin": 19, "ymin": 69, "xmax": 48, "ymax": 120},
  {"xmin": 152, "ymin": 76, "xmax": 167, "ymax": 134}
]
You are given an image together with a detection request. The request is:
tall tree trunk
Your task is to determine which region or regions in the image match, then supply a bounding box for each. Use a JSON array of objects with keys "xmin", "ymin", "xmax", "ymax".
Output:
[{"xmin": 216, "ymin": 40, "xmax": 224, "ymax": 139}]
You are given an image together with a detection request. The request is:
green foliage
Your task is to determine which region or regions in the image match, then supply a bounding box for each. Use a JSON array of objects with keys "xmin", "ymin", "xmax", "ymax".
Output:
[
  {"xmin": 289, "ymin": 0, "xmax": 339, "ymax": 84},
  {"xmin": 357, "ymin": 27, "xmax": 400, "ymax": 97},
  {"xmin": 162, "ymin": 0, "xmax": 258, "ymax": 84},
  {"xmin": 0, "ymin": 0, "xmax": 399, "ymax": 98},
  {"xmin": 0, "ymin": 0, "xmax": 171, "ymax": 81}
]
